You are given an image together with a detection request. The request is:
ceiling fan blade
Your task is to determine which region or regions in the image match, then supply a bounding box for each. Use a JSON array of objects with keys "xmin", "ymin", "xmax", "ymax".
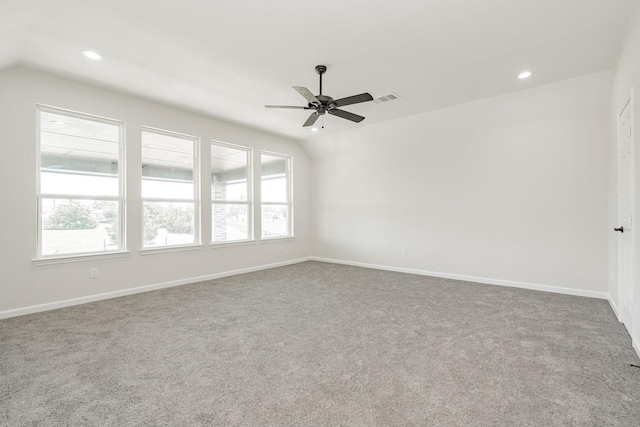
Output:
[
  {"xmin": 332, "ymin": 93, "xmax": 373, "ymax": 108},
  {"xmin": 303, "ymin": 112, "xmax": 320, "ymax": 127},
  {"xmin": 328, "ymin": 108, "xmax": 365, "ymax": 123},
  {"xmin": 293, "ymin": 86, "xmax": 321, "ymax": 105},
  {"xmin": 265, "ymin": 105, "xmax": 311, "ymax": 109}
]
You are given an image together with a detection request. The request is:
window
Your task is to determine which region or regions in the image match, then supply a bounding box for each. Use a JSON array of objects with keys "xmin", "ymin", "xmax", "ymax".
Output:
[
  {"xmin": 211, "ymin": 142, "xmax": 252, "ymax": 243},
  {"xmin": 37, "ymin": 107, "xmax": 124, "ymax": 257},
  {"xmin": 141, "ymin": 128, "xmax": 199, "ymax": 248},
  {"xmin": 261, "ymin": 152, "xmax": 292, "ymax": 239}
]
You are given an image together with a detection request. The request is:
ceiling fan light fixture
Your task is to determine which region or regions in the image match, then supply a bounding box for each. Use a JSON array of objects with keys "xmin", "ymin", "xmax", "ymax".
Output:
[{"xmin": 81, "ymin": 50, "xmax": 103, "ymax": 61}]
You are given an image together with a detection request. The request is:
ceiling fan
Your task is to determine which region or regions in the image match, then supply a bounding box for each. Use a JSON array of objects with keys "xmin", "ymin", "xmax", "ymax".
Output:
[{"xmin": 265, "ymin": 65, "xmax": 374, "ymax": 127}]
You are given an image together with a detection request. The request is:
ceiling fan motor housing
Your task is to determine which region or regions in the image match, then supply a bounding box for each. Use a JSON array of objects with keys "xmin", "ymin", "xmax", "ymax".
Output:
[{"xmin": 311, "ymin": 94, "xmax": 335, "ymax": 114}]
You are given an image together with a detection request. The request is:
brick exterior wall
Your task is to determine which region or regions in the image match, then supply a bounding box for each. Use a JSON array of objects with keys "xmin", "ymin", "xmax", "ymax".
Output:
[{"xmin": 212, "ymin": 175, "xmax": 227, "ymax": 241}]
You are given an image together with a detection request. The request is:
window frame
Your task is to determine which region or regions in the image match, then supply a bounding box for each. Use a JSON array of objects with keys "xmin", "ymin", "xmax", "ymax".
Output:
[
  {"xmin": 35, "ymin": 105, "xmax": 126, "ymax": 260},
  {"xmin": 260, "ymin": 151, "xmax": 293, "ymax": 240},
  {"xmin": 210, "ymin": 140, "xmax": 253, "ymax": 245},
  {"xmin": 140, "ymin": 126, "xmax": 200, "ymax": 251}
]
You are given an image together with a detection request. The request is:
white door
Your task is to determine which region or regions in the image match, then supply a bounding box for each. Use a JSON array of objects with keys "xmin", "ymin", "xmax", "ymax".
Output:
[{"xmin": 617, "ymin": 96, "xmax": 634, "ymax": 335}]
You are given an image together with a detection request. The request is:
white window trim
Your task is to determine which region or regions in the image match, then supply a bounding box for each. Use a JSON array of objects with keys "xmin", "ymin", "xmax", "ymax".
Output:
[
  {"xmin": 209, "ymin": 240, "xmax": 257, "ymax": 249},
  {"xmin": 139, "ymin": 244, "xmax": 204, "ymax": 255},
  {"xmin": 33, "ymin": 251, "xmax": 130, "ymax": 266},
  {"xmin": 141, "ymin": 126, "xmax": 201, "ymax": 250},
  {"xmin": 35, "ymin": 105, "xmax": 126, "ymax": 260},
  {"xmin": 211, "ymin": 140, "xmax": 254, "ymax": 244},
  {"xmin": 260, "ymin": 151, "xmax": 294, "ymax": 240}
]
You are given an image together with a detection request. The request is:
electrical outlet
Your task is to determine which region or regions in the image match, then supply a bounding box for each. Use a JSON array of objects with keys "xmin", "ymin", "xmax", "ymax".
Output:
[
  {"xmin": 90, "ymin": 268, "xmax": 98, "ymax": 279},
  {"xmin": 278, "ymin": 245, "xmax": 283, "ymax": 253},
  {"xmin": 401, "ymin": 248, "xmax": 407, "ymax": 257}
]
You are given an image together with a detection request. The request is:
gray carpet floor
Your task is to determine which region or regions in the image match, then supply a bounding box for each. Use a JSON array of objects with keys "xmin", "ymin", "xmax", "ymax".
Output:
[{"xmin": 1, "ymin": 261, "xmax": 639, "ymax": 426}]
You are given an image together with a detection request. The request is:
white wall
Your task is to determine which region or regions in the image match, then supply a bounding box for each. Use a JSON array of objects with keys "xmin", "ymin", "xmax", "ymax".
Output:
[
  {"xmin": 610, "ymin": 6, "xmax": 640, "ymax": 355},
  {"xmin": 0, "ymin": 67, "xmax": 311, "ymax": 316},
  {"xmin": 308, "ymin": 72, "xmax": 611, "ymax": 296}
]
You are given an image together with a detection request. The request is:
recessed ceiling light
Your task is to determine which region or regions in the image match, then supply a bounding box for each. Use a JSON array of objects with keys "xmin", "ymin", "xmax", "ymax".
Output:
[
  {"xmin": 311, "ymin": 127, "xmax": 318, "ymax": 132},
  {"xmin": 518, "ymin": 70, "xmax": 533, "ymax": 79},
  {"xmin": 50, "ymin": 120, "xmax": 68, "ymax": 126},
  {"xmin": 81, "ymin": 50, "xmax": 103, "ymax": 61}
]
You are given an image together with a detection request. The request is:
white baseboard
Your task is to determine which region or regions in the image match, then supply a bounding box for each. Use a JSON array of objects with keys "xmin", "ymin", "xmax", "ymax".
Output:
[
  {"xmin": 0, "ymin": 257, "xmax": 312, "ymax": 320},
  {"xmin": 0, "ymin": 256, "xmax": 612, "ymax": 320},
  {"xmin": 311, "ymin": 256, "xmax": 610, "ymax": 300},
  {"xmin": 608, "ymin": 297, "xmax": 621, "ymax": 320}
]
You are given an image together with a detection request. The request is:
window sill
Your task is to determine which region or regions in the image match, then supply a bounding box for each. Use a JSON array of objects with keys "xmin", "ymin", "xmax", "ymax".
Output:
[
  {"xmin": 260, "ymin": 236, "xmax": 295, "ymax": 243},
  {"xmin": 33, "ymin": 251, "xmax": 130, "ymax": 266},
  {"xmin": 139, "ymin": 244, "xmax": 204, "ymax": 256},
  {"xmin": 210, "ymin": 240, "xmax": 256, "ymax": 249}
]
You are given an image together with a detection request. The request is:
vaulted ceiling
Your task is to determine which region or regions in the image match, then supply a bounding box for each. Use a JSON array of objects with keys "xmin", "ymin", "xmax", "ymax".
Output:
[{"xmin": 1, "ymin": 0, "xmax": 638, "ymax": 142}]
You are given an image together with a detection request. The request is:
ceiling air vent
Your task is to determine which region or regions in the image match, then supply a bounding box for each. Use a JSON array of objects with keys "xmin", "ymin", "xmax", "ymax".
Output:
[{"xmin": 373, "ymin": 92, "xmax": 401, "ymax": 104}]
